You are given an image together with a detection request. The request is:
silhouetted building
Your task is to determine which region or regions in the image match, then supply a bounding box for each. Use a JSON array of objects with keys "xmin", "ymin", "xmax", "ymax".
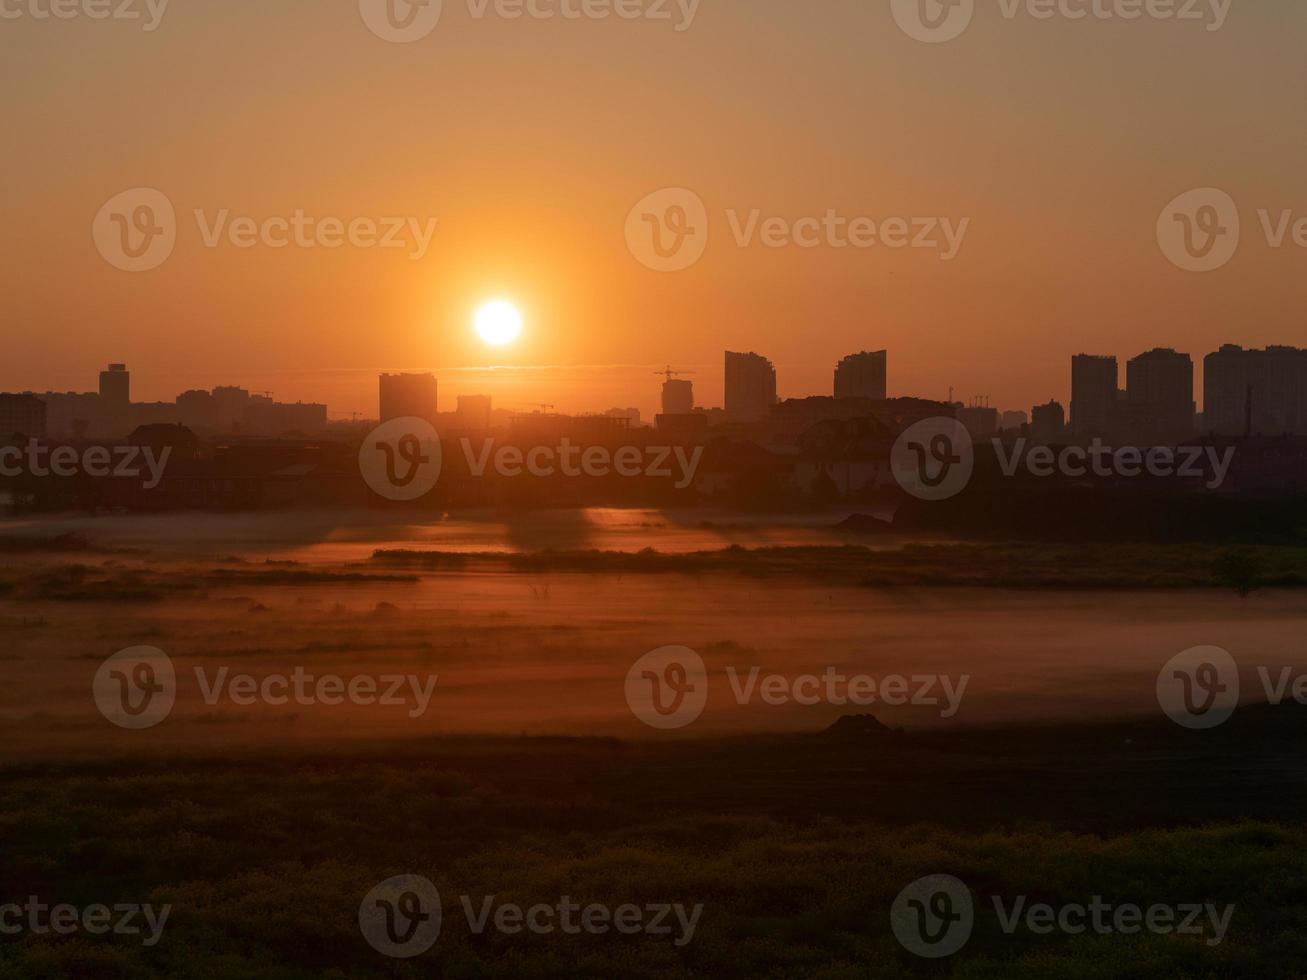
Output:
[
  {"xmin": 656, "ymin": 413, "xmax": 709, "ymax": 439},
  {"xmin": 1030, "ymin": 400, "xmax": 1066, "ymax": 445},
  {"xmin": 1204, "ymin": 345, "xmax": 1307, "ymax": 437},
  {"xmin": 128, "ymin": 423, "xmax": 200, "ymax": 459},
  {"xmin": 176, "ymin": 389, "xmax": 217, "ymax": 428},
  {"xmin": 725, "ymin": 351, "xmax": 776, "ymax": 423},
  {"xmin": 1071, "ymin": 354, "xmax": 1118, "ymax": 437},
  {"xmin": 0, "ymin": 394, "xmax": 46, "ymax": 438},
  {"xmin": 212, "ymin": 386, "xmax": 253, "ymax": 428},
  {"xmin": 99, "ymin": 363, "xmax": 130, "ymax": 412},
  {"xmin": 1000, "ymin": 410, "xmax": 1028, "ymax": 431},
  {"xmin": 1126, "ymin": 348, "xmax": 1194, "ymax": 445},
  {"xmin": 380, "ymin": 373, "xmax": 438, "ymax": 426},
  {"xmin": 956, "ymin": 402, "xmax": 998, "ymax": 439},
  {"xmin": 457, "ymin": 394, "xmax": 492, "ymax": 430},
  {"xmin": 834, "ymin": 350, "xmax": 887, "ymax": 400},
  {"xmin": 243, "ymin": 399, "xmax": 328, "ymax": 436},
  {"xmin": 662, "ymin": 379, "xmax": 694, "ymax": 416}
]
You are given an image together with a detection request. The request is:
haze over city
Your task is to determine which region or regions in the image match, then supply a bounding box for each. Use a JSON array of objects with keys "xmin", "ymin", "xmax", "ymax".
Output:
[
  {"xmin": 5, "ymin": 2, "xmax": 1307, "ymax": 419},
  {"xmin": 6, "ymin": 2, "xmax": 1307, "ymax": 977}
]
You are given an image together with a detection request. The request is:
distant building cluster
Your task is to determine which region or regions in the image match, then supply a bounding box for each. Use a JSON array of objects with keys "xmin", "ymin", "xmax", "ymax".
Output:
[
  {"xmin": 1067, "ymin": 345, "xmax": 1307, "ymax": 445},
  {"xmin": 5, "ymin": 342, "xmax": 1307, "ymax": 512},
  {"xmin": 3, "ymin": 364, "xmax": 328, "ymax": 440}
]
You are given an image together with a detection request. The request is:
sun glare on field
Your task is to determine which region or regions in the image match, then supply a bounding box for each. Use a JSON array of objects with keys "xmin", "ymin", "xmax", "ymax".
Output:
[{"xmin": 474, "ymin": 300, "xmax": 523, "ymax": 347}]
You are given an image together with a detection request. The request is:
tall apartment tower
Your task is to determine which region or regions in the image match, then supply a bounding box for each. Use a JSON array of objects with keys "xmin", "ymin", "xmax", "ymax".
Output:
[
  {"xmin": 456, "ymin": 394, "xmax": 493, "ymax": 430},
  {"xmin": 661, "ymin": 379, "xmax": 694, "ymax": 415},
  {"xmin": 1126, "ymin": 348, "xmax": 1194, "ymax": 445},
  {"xmin": 724, "ymin": 351, "xmax": 777, "ymax": 423},
  {"xmin": 833, "ymin": 350, "xmax": 887, "ymax": 400},
  {"xmin": 1204, "ymin": 345, "xmax": 1307, "ymax": 437},
  {"xmin": 99, "ymin": 363, "xmax": 130, "ymax": 412},
  {"xmin": 1070, "ymin": 354, "xmax": 1117, "ymax": 437},
  {"xmin": 379, "ymin": 373, "xmax": 439, "ymax": 426}
]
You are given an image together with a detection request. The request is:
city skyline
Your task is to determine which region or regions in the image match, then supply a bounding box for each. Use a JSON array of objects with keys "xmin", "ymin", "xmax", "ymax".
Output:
[
  {"xmin": 5, "ymin": 5, "xmax": 1306, "ymax": 425},
  {"xmin": 7, "ymin": 341, "xmax": 1306, "ymax": 440}
]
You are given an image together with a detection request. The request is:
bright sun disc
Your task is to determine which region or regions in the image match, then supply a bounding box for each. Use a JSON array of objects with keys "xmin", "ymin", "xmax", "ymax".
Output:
[{"xmin": 475, "ymin": 300, "xmax": 522, "ymax": 347}]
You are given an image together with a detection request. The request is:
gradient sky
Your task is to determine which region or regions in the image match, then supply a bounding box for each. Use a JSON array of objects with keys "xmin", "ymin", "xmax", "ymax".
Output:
[{"xmin": 3, "ymin": 0, "xmax": 1305, "ymax": 419}]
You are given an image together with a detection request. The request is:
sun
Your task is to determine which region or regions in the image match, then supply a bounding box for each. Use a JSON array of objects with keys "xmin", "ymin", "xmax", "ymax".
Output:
[{"xmin": 474, "ymin": 300, "xmax": 523, "ymax": 347}]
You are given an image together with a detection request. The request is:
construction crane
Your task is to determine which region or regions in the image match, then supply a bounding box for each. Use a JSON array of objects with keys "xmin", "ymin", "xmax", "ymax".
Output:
[
  {"xmin": 516, "ymin": 403, "xmax": 556, "ymax": 414},
  {"xmin": 654, "ymin": 366, "xmax": 696, "ymax": 383}
]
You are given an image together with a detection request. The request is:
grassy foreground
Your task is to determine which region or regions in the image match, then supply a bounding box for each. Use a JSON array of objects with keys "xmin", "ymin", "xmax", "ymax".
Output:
[{"xmin": 4, "ymin": 709, "xmax": 1307, "ymax": 979}]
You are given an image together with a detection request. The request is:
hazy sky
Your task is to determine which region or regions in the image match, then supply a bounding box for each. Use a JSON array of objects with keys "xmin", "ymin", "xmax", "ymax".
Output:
[{"xmin": 3, "ymin": 0, "xmax": 1305, "ymax": 418}]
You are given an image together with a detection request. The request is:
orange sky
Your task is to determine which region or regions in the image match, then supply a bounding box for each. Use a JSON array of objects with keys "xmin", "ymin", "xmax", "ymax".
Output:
[{"xmin": 2, "ymin": 1, "xmax": 1305, "ymax": 419}]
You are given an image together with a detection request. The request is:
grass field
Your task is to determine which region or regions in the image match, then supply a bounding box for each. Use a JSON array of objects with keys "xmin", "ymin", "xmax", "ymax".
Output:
[{"xmin": 5, "ymin": 707, "xmax": 1307, "ymax": 978}]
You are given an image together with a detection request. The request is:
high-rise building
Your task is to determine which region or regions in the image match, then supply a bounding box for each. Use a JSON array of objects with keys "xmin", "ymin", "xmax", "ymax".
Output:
[
  {"xmin": 457, "ymin": 394, "xmax": 492, "ymax": 430},
  {"xmin": 661, "ymin": 379, "xmax": 694, "ymax": 415},
  {"xmin": 1204, "ymin": 345, "xmax": 1307, "ymax": 437},
  {"xmin": 380, "ymin": 373, "xmax": 439, "ymax": 426},
  {"xmin": 99, "ymin": 363, "xmax": 130, "ymax": 412},
  {"xmin": 1030, "ymin": 400, "xmax": 1066, "ymax": 445},
  {"xmin": 724, "ymin": 351, "xmax": 776, "ymax": 423},
  {"xmin": 834, "ymin": 350, "xmax": 887, "ymax": 400},
  {"xmin": 0, "ymin": 393, "xmax": 47, "ymax": 438},
  {"xmin": 1126, "ymin": 348, "xmax": 1194, "ymax": 445},
  {"xmin": 1070, "ymin": 354, "xmax": 1118, "ymax": 437}
]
